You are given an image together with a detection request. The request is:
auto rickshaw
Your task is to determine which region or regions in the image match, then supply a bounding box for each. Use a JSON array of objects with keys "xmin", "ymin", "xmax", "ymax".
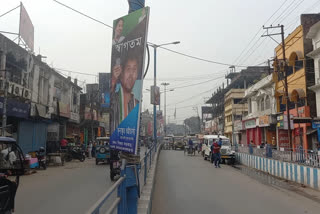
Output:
[
  {"xmin": 0, "ymin": 137, "xmax": 25, "ymax": 214},
  {"xmin": 95, "ymin": 137, "xmax": 111, "ymax": 165}
]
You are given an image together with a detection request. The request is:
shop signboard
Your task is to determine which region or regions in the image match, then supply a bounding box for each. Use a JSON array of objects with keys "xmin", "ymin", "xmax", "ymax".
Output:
[
  {"xmin": 278, "ymin": 129, "xmax": 290, "ymax": 149},
  {"xmin": 277, "ymin": 114, "xmax": 293, "ymax": 130},
  {"xmin": 110, "ymin": 7, "xmax": 150, "ymax": 154},
  {"xmin": 0, "ymin": 97, "xmax": 30, "ymax": 118},
  {"xmin": 312, "ymin": 122, "xmax": 320, "ymax": 142},
  {"xmin": 245, "ymin": 119, "xmax": 256, "ymax": 129},
  {"xmin": 259, "ymin": 115, "xmax": 270, "ymax": 127}
]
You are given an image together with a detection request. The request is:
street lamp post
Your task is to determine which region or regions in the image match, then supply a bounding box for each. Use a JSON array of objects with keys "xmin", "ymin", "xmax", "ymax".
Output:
[
  {"xmin": 161, "ymin": 82, "xmax": 169, "ymax": 136},
  {"xmin": 149, "ymin": 41, "xmax": 180, "ymax": 146}
]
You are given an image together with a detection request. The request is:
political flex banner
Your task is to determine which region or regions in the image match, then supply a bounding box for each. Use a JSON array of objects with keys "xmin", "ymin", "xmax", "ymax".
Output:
[{"xmin": 110, "ymin": 7, "xmax": 150, "ymax": 154}]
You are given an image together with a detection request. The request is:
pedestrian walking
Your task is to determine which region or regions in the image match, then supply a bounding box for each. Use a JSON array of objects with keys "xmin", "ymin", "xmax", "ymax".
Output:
[
  {"xmin": 88, "ymin": 141, "xmax": 93, "ymax": 159},
  {"xmin": 212, "ymin": 140, "xmax": 221, "ymax": 168},
  {"xmin": 92, "ymin": 141, "xmax": 96, "ymax": 157},
  {"xmin": 210, "ymin": 140, "xmax": 215, "ymax": 164}
]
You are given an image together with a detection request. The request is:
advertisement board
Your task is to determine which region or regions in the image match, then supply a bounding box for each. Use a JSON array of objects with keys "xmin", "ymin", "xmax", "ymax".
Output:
[
  {"xmin": 19, "ymin": 3, "xmax": 34, "ymax": 51},
  {"xmin": 99, "ymin": 73, "xmax": 111, "ymax": 108},
  {"xmin": 150, "ymin": 86, "xmax": 160, "ymax": 105},
  {"xmin": 278, "ymin": 129, "xmax": 290, "ymax": 149},
  {"xmin": 110, "ymin": 7, "xmax": 150, "ymax": 154},
  {"xmin": 259, "ymin": 115, "xmax": 270, "ymax": 127}
]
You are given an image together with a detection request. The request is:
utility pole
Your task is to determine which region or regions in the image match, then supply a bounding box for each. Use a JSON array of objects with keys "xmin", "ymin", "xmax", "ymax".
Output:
[
  {"xmin": 0, "ymin": 51, "xmax": 7, "ymax": 137},
  {"xmin": 262, "ymin": 25, "xmax": 292, "ymax": 149},
  {"xmin": 161, "ymin": 82, "xmax": 169, "ymax": 136}
]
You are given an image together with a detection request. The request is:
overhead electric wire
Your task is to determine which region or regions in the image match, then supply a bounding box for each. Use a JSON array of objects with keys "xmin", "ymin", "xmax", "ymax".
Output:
[
  {"xmin": 0, "ymin": 4, "xmax": 20, "ymax": 19},
  {"xmin": 52, "ymin": 0, "xmax": 252, "ymax": 68},
  {"xmin": 232, "ymin": 0, "xmax": 290, "ymax": 66},
  {"xmin": 237, "ymin": 0, "xmax": 304, "ymax": 66},
  {"xmin": 52, "ymin": 0, "xmax": 113, "ymax": 28}
]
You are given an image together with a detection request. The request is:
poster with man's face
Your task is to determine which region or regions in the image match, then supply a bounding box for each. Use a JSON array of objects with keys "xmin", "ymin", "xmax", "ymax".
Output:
[{"xmin": 110, "ymin": 7, "xmax": 150, "ymax": 154}]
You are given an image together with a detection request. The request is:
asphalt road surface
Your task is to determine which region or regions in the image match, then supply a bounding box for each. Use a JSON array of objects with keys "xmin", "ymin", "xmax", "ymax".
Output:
[
  {"xmin": 15, "ymin": 146, "xmax": 147, "ymax": 214},
  {"xmin": 152, "ymin": 150, "xmax": 320, "ymax": 214}
]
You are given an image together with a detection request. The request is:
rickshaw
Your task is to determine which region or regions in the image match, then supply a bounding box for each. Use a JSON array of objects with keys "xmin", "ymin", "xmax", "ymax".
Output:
[
  {"xmin": 95, "ymin": 137, "xmax": 111, "ymax": 165},
  {"xmin": 0, "ymin": 137, "xmax": 25, "ymax": 214}
]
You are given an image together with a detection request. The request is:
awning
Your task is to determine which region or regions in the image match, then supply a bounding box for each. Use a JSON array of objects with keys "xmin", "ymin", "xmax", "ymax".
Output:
[
  {"xmin": 293, "ymin": 117, "xmax": 312, "ymax": 123},
  {"xmin": 36, "ymin": 104, "xmax": 47, "ymax": 118},
  {"xmin": 306, "ymin": 129, "xmax": 317, "ymax": 135}
]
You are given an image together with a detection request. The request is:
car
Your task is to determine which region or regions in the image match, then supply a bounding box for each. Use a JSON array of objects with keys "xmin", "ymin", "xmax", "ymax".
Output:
[{"xmin": 202, "ymin": 135, "xmax": 235, "ymax": 164}]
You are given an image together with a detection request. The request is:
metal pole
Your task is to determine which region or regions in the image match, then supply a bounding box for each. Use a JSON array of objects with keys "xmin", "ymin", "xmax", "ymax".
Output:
[
  {"xmin": 281, "ymin": 25, "xmax": 292, "ymax": 150},
  {"xmin": 0, "ymin": 51, "xmax": 7, "ymax": 137},
  {"xmin": 164, "ymin": 84, "xmax": 167, "ymax": 137},
  {"xmin": 153, "ymin": 47, "xmax": 157, "ymax": 147}
]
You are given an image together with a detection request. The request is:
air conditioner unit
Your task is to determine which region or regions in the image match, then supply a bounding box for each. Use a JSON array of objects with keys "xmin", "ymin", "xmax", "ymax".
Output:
[
  {"xmin": 22, "ymin": 88, "xmax": 31, "ymax": 100},
  {"xmin": 13, "ymin": 84, "xmax": 23, "ymax": 96},
  {"xmin": 7, "ymin": 81, "xmax": 14, "ymax": 94}
]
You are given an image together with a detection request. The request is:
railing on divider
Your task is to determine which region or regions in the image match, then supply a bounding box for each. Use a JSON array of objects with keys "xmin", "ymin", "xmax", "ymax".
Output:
[
  {"xmin": 236, "ymin": 145, "xmax": 320, "ymax": 168},
  {"xmin": 86, "ymin": 141, "xmax": 159, "ymax": 214}
]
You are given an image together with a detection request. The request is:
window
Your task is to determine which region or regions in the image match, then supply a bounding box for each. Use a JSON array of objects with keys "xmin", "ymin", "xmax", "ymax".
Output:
[
  {"xmin": 261, "ymin": 98, "xmax": 265, "ymax": 111},
  {"xmin": 265, "ymin": 96, "xmax": 270, "ymax": 110},
  {"xmin": 294, "ymin": 56, "xmax": 303, "ymax": 72},
  {"xmin": 287, "ymin": 66, "xmax": 293, "ymax": 76},
  {"xmin": 248, "ymin": 98, "xmax": 252, "ymax": 113},
  {"xmin": 233, "ymin": 98, "xmax": 242, "ymax": 104}
]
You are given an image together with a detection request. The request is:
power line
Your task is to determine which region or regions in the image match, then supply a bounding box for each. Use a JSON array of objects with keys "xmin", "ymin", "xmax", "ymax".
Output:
[
  {"xmin": 168, "ymin": 75, "xmax": 225, "ymax": 90},
  {"xmin": 52, "ymin": 0, "xmax": 113, "ymax": 28},
  {"xmin": 158, "ymin": 46, "xmax": 247, "ymax": 67},
  {"xmin": 52, "ymin": 0, "xmax": 253, "ymax": 68},
  {"xmin": 233, "ymin": 0, "xmax": 290, "ymax": 66},
  {"xmin": 0, "ymin": 5, "xmax": 20, "ymax": 19}
]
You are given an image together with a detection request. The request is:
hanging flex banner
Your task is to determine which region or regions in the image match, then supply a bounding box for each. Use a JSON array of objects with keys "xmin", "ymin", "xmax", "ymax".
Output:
[{"xmin": 110, "ymin": 7, "xmax": 150, "ymax": 154}]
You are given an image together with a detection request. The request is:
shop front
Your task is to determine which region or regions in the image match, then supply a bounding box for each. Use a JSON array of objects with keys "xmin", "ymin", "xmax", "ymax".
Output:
[
  {"xmin": 244, "ymin": 118, "xmax": 260, "ymax": 145},
  {"xmin": 278, "ymin": 106, "xmax": 311, "ymax": 150},
  {"xmin": 259, "ymin": 115, "xmax": 277, "ymax": 146}
]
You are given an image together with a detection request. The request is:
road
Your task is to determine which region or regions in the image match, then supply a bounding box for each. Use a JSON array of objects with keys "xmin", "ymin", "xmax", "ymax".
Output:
[
  {"xmin": 152, "ymin": 150, "xmax": 320, "ymax": 214},
  {"xmin": 15, "ymin": 146, "xmax": 147, "ymax": 214}
]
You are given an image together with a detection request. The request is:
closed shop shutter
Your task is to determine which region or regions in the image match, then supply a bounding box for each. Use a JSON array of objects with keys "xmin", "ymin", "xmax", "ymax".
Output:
[{"xmin": 18, "ymin": 121, "xmax": 48, "ymax": 154}]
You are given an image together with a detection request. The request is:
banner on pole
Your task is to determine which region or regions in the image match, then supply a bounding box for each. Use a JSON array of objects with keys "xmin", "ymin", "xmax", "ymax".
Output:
[{"xmin": 110, "ymin": 7, "xmax": 150, "ymax": 154}]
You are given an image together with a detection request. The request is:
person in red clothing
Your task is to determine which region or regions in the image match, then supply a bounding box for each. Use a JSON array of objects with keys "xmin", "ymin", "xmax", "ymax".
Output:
[
  {"xmin": 212, "ymin": 141, "xmax": 221, "ymax": 168},
  {"xmin": 60, "ymin": 138, "xmax": 68, "ymax": 151}
]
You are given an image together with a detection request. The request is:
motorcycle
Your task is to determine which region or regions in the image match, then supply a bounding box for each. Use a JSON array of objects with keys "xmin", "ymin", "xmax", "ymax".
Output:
[
  {"xmin": 65, "ymin": 146, "xmax": 85, "ymax": 162},
  {"xmin": 36, "ymin": 147, "xmax": 46, "ymax": 170},
  {"xmin": 184, "ymin": 145, "xmax": 195, "ymax": 156},
  {"xmin": 109, "ymin": 150, "xmax": 121, "ymax": 181}
]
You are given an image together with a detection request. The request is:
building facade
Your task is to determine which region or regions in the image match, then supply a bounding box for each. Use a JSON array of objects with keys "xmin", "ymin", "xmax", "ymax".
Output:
[
  {"xmin": 274, "ymin": 14, "xmax": 320, "ymax": 150},
  {"xmin": 224, "ymin": 89, "xmax": 247, "ymax": 144},
  {"xmin": 242, "ymin": 74, "xmax": 277, "ymax": 146},
  {"xmin": 0, "ymin": 33, "xmax": 82, "ymax": 154}
]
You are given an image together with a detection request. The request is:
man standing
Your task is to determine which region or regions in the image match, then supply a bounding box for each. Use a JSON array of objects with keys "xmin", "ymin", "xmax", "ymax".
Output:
[
  {"xmin": 213, "ymin": 140, "xmax": 221, "ymax": 168},
  {"xmin": 210, "ymin": 140, "xmax": 215, "ymax": 164}
]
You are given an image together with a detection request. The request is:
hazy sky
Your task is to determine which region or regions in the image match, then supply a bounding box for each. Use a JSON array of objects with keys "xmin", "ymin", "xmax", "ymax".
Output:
[{"xmin": 1, "ymin": 0, "xmax": 320, "ymax": 123}]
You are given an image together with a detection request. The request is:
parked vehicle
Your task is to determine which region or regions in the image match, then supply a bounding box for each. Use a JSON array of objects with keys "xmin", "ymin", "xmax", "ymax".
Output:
[
  {"xmin": 65, "ymin": 146, "xmax": 85, "ymax": 162},
  {"xmin": 109, "ymin": 150, "xmax": 121, "ymax": 181},
  {"xmin": 173, "ymin": 136, "xmax": 185, "ymax": 150},
  {"xmin": 36, "ymin": 147, "xmax": 46, "ymax": 170},
  {"xmin": 95, "ymin": 137, "xmax": 111, "ymax": 165},
  {"xmin": 163, "ymin": 136, "xmax": 174, "ymax": 150},
  {"xmin": 202, "ymin": 135, "xmax": 235, "ymax": 164},
  {"xmin": 0, "ymin": 137, "xmax": 25, "ymax": 214}
]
